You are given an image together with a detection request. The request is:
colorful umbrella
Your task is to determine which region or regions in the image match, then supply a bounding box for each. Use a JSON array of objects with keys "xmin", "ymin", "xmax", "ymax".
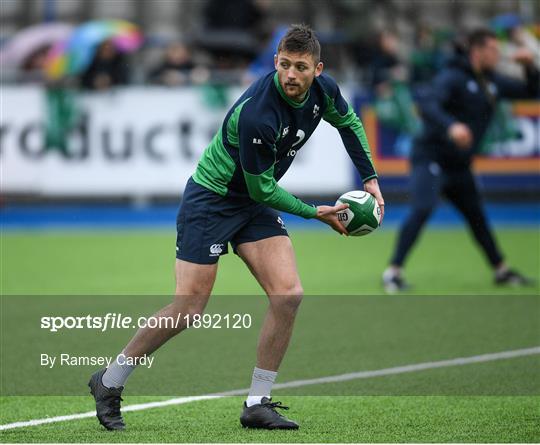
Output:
[
  {"xmin": 45, "ymin": 19, "xmax": 143, "ymax": 80},
  {"xmin": 0, "ymin": 23, "xmax": 73, "ymax": 68}
]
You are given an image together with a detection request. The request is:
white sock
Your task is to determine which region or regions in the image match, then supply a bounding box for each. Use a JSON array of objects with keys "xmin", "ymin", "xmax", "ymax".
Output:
[
  {"xmin": 102, "ymin": 353, "xmax": 136, "ymax": 388},
  {"xmin": 383, "ymin": 266, "xmax": 401, "ymax": 280},
  {"xmin": 245, "ymin": 367, "xmax": 277, "ymax": 407}
]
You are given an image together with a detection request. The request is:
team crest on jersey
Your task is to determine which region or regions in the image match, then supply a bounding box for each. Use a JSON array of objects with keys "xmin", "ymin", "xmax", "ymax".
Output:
[
  {"xmin": 313, "ymin": 104, "xmax": 320, "ymax": 118},
  {"xmin": 467, "ymin": 80, "xmax": 479, "ymax": 93}
]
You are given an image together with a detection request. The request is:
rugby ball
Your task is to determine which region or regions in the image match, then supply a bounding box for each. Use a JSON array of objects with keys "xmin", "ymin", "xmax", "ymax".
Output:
[{"xmin": 335, "ymin": 190, "xmax": 381, "ymax": 236}]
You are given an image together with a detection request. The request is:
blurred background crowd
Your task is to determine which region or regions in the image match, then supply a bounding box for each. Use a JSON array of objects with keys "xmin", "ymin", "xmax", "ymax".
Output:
[
  {"xmin": 1, "ymin": 0, "xmax": 539, "ymax": 205},
  {"xmin": 1, "ymin": 0, "xmax": 539, "ymax": 90}
]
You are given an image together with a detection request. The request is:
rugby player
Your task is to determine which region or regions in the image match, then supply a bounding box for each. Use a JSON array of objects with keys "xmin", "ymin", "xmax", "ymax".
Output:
[
  {"xmin": 89, "ymin": 24, "xmax": 383, "ymax": 430},
  {"xmin": 383, "ymin": 29, "xmax": 538, "ymax": 293}
]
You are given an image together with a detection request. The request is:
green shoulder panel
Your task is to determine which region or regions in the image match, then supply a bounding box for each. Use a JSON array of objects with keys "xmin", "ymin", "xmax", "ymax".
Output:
[
  {"xmin": 192, "ymin": 98, "xmax": 252, "ymax": 195},
  {"xmin": 192, "ymin": 130, "xmax": 236, "ymax": 196},
  {"xmin": 227, "ymin": 97, "xmax": 251, "ymax": 147}
]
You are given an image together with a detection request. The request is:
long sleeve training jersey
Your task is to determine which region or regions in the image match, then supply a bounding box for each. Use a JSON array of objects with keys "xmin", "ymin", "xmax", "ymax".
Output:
[{"xmin": 193, "ymin": 71, "xmax": 377, "ymax": 218}]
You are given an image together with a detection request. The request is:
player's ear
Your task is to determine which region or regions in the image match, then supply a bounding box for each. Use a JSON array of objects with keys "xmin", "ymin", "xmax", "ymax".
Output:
[
  {"xmin": 274, "ymin": 54, "xmax": 278, "ymax": 70},
  {"xmin": 315, "ymin": 61, "xmax": 324, "ymax": 77}
]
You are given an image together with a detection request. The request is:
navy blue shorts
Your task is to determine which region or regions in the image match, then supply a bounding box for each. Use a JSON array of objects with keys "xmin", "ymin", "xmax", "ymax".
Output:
[{"xmin": 176, "ymin": 177, "xmax": 289, "ymax": 264}]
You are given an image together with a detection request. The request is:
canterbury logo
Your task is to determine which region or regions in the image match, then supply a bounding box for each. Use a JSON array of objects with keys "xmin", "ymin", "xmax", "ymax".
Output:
[{"xmin": 209, "ymin": 244, "xmax": 224, "ymax": 256}]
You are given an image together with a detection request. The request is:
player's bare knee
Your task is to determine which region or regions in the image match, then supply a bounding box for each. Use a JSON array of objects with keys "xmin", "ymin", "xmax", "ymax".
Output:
[
  {"xmin": 270, "ymin": 287, "xmax": 303, "ymax": 313},
  {"xmin": 267, "ymin": 277, "xmax": 303, "ymax": 296},
  {"xmin": 286, "ymin": 292, "xmax": 303, "ymax": 311}
]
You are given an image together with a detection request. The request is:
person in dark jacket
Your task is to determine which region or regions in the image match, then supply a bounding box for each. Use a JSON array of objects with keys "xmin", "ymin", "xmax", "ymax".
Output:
[
  {"xmin": 80, "ymin": 40, "xmax": 129, "ymax": 90},
  {"xmin": 149, "ymin": 42, "xmax": 196, "ymax": 86},
  {"xmin": 383, "ymin": 28, "xmax": 539, "ymax": 293}
]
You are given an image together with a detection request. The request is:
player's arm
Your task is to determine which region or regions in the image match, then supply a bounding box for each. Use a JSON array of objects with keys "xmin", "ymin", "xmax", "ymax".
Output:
[
  {"xmin": 322, "ymin": 84, "xmax": 377, "ymax": 183},
  {"xmin": 494, "ymin": 51, "xmax": 540, "ymax": 99},
  {"xmin": 322, "ymin": 80, "xmax": 385, "ymax": 221},
  {"xmin": 239, "ymin": 121, "xmax": 348, "ymax": 233},
  {"xmin": 417, "ymin": 71, "xmax": 473, "ymax": 149},
  {"xmin": 417, "ymin": 70, "xmax": 460, "ymax": 134}
]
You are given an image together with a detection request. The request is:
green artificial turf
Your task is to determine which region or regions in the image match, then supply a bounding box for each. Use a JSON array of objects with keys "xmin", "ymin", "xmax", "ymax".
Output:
[{"xmin": 1, "ymin": 227, "xmax": 539, "ymax": 442}]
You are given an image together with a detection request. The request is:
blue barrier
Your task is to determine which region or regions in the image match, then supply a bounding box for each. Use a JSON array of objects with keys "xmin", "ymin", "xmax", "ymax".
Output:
[{"xmin": 1, "ymin": 203, "xmax": 538, "ymax": 230}]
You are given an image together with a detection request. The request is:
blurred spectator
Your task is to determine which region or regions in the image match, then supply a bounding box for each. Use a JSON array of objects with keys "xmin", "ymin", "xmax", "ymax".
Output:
[
  {"xmin": 371, "ymin": 30, "xmax": 403, "ymax": 88},
  {"xmin": 203, "ymin": 0, "xmax": 269, "ymax": 40},
  {"xmin": 21, "ymin": 44, "xmax": 50, "ymax": 72},
  {"xmin": 15, "ymin": 44, "xmax": 51, "ymax": 83},
  {"xmin": 245, "ymin": 25, "xmax": 288, "ymax": 82},
  {"xmin": 199, "ymin": 0, "xmax": 272, "ymax": 69},
  {"xmin": 370, "ymin": 30, "xmax": 420, "ymax": 137},
  {"xmin": 149, "ymin": 42, "xmax": 196, "ymax": 86},
  {"xmin": 409, "ymin": 25, "xmax": 446, "ymax": 86},
  {"xmin": 491, "ymin": 14, "xmax": 540, "ymax": 80},
  {"xmin": 80, "ymin": 40, "xmax": 129, "ymax": 90}
]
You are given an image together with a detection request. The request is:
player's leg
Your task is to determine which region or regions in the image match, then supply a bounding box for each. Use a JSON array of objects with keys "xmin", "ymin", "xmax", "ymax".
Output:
[
  {"xmin": 238, "ymin": 236, "xmax": 303, "ymax": 372},
  {"xmin": 443, "ymin": 169, "xmax": 531, "ymax": 285},
  {"xmin": 89, "ymin": 177, "xmax": 227, "ymax": 430},
  {"xmin": 232, "ymin": 210, "xmax": 301, "ymax": 429},
  {"xmin": 237, "ymin": 236, "xmax": 302, "ymax": 429},
  {"xmin": 383, "ymin": 160, "xmax": 441, "ymax": 292},
  {"xmin": 121, "ymin": 260, "xmax": 217, "ymax": 359},
  {"xmin": 89, "ymin": 260, "xmax": 218, "ymax": 430},
  {"xmin": 89, "ymin": 260, "xmax": 216, "ymax": 430}
]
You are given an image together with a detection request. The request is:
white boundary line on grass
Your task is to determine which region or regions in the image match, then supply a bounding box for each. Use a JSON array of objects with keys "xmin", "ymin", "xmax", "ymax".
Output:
[{"xmin": 1, "ymin": 346, "xmax": 539, "ymax": 431}]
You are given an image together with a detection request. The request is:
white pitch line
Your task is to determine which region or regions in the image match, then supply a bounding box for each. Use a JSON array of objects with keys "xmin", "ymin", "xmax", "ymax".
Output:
[{"xmin": 1, "ymin": 346, "xmax": 539, "ymax": 431}]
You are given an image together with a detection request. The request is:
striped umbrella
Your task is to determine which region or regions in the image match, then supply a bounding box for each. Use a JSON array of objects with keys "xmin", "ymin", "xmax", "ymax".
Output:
[
  {"xmin": 45, "ymin": 19, "xmax": 143, "ymax": 80},
  {"xmin": 0, "ymin": 23, "xmax": 73, "ymax": 68}
]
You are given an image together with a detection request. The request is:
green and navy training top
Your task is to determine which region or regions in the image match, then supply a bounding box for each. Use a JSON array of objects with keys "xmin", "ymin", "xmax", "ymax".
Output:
[{"xmin": 192, "ymin": 71, "xmax": 377, "ymax": 219}]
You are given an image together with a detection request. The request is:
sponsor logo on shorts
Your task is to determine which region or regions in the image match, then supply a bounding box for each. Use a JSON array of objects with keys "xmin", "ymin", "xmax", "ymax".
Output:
[
  {"xmin": 209, "ymin": 243, "xmax": 224, "ymax": 256},
  {"xmin": 277, "ymin": 216, "xmax": 286, "ymax": 229}
]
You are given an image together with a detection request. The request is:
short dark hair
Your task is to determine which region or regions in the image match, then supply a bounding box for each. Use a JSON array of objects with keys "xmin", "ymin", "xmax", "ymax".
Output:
[
  {"xmin": 277, "ymin": 24, "xmax": 321, "ymax": 62},
  {"xmin": 467, "ymin": 28, "xmax": 497, "ymax": 49}
]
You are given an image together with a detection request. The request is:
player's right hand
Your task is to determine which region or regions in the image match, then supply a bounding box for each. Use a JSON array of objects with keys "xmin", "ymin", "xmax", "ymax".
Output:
[
  {"xmin": 512, "ymin": 48, "xmax": 535, "ymax": 66},
  {"xmin": 448, "ymin": 122, "xmax": 473, "ymax": 150},
  {"xmin": 316, "ymin": 204, "xmax": 349, "ymax": 236}
]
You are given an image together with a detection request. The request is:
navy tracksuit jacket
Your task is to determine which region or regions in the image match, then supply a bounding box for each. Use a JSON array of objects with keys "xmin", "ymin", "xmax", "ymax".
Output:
[{"xmin": 391, "ymin": 54, "xmax": 539, "ymax": 267}]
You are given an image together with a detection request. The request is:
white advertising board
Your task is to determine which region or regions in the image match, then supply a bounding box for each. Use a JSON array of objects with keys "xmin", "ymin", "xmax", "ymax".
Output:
[{"xmin": 1, "ymin": 86, "xmax": 353, "ymax": 197}]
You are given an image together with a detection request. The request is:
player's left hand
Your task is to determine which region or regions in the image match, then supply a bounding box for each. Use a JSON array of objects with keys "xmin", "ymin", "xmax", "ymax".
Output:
[{"xmin": 364, "ymin": 178, "xmax": 385, "ymax": 224}]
